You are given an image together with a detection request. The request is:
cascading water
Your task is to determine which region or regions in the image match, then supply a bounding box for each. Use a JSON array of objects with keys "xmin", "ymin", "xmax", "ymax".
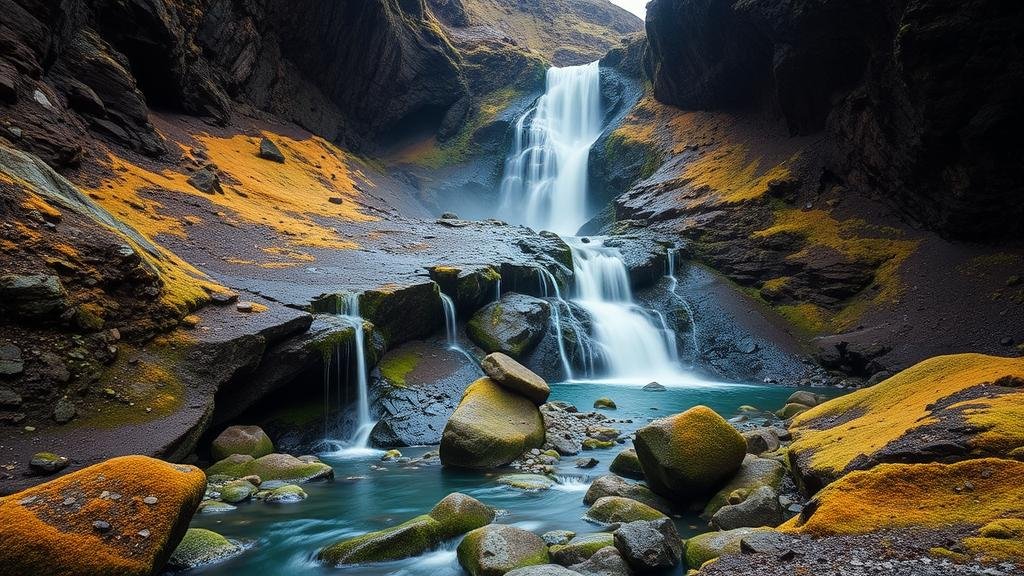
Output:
[
  {"xmin": 440, "ymin": 292, "xmax": 476, "ymax": 363},
  {"xmin": 666, "ymin": 248, "xmax": 702, "ymax": 364},
  {"xmin": 321, "ymin": 293, "xmax": 376, "ymax": 456},
  {"xmin": 498, "ymin": 62, "xmax": 602, "ymax": 235}
]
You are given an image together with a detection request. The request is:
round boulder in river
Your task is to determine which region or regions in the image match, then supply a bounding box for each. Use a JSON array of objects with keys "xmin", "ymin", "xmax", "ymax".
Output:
[
  {"xmin": 458, "ymin": 524, "xmax": 550, "ymax": 576},
  {"xmin": 440, "ymin": 377, "xmax": 545, "ymax": 469}
]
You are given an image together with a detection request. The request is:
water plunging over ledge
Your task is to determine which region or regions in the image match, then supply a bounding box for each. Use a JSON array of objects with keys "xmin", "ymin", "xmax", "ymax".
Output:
[
  {"xmin": 319, "ymin": 293, "xmax": 377, "ymax": 457},
  {"xmin": 498, "ymin": 61, "xmax": 602, "ymax": 235}
]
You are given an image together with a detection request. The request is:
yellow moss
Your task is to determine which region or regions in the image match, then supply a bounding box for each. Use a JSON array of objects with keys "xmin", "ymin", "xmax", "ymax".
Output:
[
  {"xmin": 965, "ymin": 519, "xmax": 1024, "ymax": 561},
  {"xmin": 775, "ymin": 303, "xmax": 827, "ymax": 335},
  {"xmin": 0, "ymin": 456, "xmax": 206, "ymax": 576},
  {"xmin": 683, "ymin": 145, "xmax": 798, "ymax": 204},
  {"xmin": 789, "ymin": 354, "xmax": 1024, "ymax": 482},
  {"xmin": 21, "ymin": 192, "xmax": 63, "ymax": 220},
  {"xmin": 379, "ymin": 350, "xmax": 423, "ymax": 388},
  {"xmin": 782, "ymin": 459, "xmax": 1024, "ymax": 543},
  {"xmin": 760, "ymin": 277, "xmax": 790, "ymax": 292}
]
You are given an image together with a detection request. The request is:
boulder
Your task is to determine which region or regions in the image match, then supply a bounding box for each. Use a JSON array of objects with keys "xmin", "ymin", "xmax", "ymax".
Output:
[
  {"xmin": 29, "ymin": 452, "xmax": 69, "ymax": 475},
  {"xmin": 703, "ymin": 455, "xmax": 786, "ymax": 518},
  {"xmin": 742, "ymin": 429, "xmax": 781, "ymax": 455},
  {"xmin": 258, "ymin": 137, "xmax": 286, "ymax": 163},
  {"xmin": 0, "ymin": 456, "xmax": 205, "ymax": 576},
  {"xmin": 468, "ymin": 293, "xmax": 551, "ymax": 358},
  {"xmin": 440, "ymin": 378, "xmax": 545, "ymax": 469},
  {"xmin": 612, "ymin": 518, "xmax": 683, "ymax": 572},
  {"xmin": 609, "ymin": 448, "xmax": 644, "ymax": 480},
  {"xmin": 481, "ymin": 352, "xmax": 551, "ymax": 405},
  {"xmin": 549, "ymin": 533, "xmax": 615, "ymax": 565},
  {"xmin": 685, "ymin": 527, "xmax": 771, "ymax": 568},
  {"xmin": 320, "ymin": 493, "xmax": 493, "ymax": 565},
  {"xmin": 211, "ymin": 425, "xmax": 275, "ymax": 461},
  {"xmin": 711, "ymin": 486, "xmax": 784, "ymax": 530},
  {"xmin": 786, "ymin": 390, "xmax": 827, "ymax": 408},
  {"xmin": 0, "ymin": 344, "xmax": 24, "ymax": 376},
  {"xmin": 775, "ymin": 403, "xmax": 810, "ymax": 420},
  {"xmin": 258, "ymin": 484, "xmax": 307, "ymax": 503},
  {"xmin": 458, "ymin": 524, "xmax": 550, "ymax": 576},
  {"xmin": 218, "ymin": 480, "xmax": 258, "ymax": 503},
  {"xmin": 499, "ymin": 474, "xmax": 555, "ymax": 491},
  {"xmin": 643, "ymin": 382, "xmax": 666, "ymax": 392},
  {"xmin": 186, "ymin": 167, "xmax": 223, "ymax": 194},
  {"xmin": 0, "ymin": 274, "xmax": 67, "ymax": 318},
  {"xmin": 593, "ymin": 398, "xmax": 616, "ymax": 410},
  {"xmin": 568, "ymin": 546, "xmax": 632, "ymax": 576},
  {"xmin": 542, "ymin": 530, "xmax": 576, "ymax": 546},
  {"xmin": 585, "ymin": 496, "xmax": 667, "ymax": 524},
  {"xmin": 583, "ymin": 474, "xmax": 673, "ymax": 514},
  {"xmin": 633, "ymin": 406, "xmax": 747, "ymax": 502},
  {"xmin": 206, "ymin": 453, "xmax": 334, "ymax": 483},
  {"xmin": 506, "ymin": 566, "xmax": 581, "ymax": 576},
  {"xmin": 166, "ymin": 528, "xmax": 242, "ymax": 570}
]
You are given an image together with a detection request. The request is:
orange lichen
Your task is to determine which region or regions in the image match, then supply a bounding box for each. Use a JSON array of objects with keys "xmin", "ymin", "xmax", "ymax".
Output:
[
  {"xmin": 0, "ymin": 455, "xmax": 206, "ymax": 576},
  {"xmin": 782, "ymin": 459, "xmax": 1024, "ymax": 545},
  {"xmin": 789, "ymin": 354, "xmax": 1024, "ymax": 482}
]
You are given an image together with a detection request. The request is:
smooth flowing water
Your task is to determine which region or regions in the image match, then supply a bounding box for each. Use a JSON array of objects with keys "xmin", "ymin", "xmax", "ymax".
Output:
[
  {"xmin": 498, "ymin": 62, "xmax": 603, "ymax": 235},
  {"xmin": 190, "ymin": 382, "xmax": 826, "ymax": 575},
  {"xmin": 320, "ymin": 294, "xmax": 376, "ymax": 457}
]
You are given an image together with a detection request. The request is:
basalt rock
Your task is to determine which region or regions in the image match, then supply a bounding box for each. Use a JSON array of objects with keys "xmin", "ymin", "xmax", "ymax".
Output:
[{"xmin": 468, "ymin": 293, "xmax": 552, "ymax": 359}]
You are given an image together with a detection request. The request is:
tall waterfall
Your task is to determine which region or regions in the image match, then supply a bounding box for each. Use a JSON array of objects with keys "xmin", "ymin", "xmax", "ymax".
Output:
[{"xmin": 498, "ymin": 62, "xmax": 602, "ymax": 235}]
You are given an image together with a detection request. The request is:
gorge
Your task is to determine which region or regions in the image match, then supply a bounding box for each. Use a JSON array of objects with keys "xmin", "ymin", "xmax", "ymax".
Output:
[{"xmin": 0, "ymin": 1, "xmax": 1022, "ymax": 575}]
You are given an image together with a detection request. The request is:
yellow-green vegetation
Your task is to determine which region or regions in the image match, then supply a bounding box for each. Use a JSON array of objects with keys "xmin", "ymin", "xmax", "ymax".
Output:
[
  {"xmin": 211, "ymin": 425, "xmax": 275, "ymax": 461},
  {"xmin": 457, "ymin": 524, "xmax": 550, "ymax": 576},
  {"xmin": 753, "ymin": 209, "xmax": 919, "ymax": 334},
  {"xmin": 379, "ymin": 350, "xmax": 423, "ymax": 388},
  {"xmin": 549, "ymin": 533, "xmax": 615, "ymax": 564},
  {"xmin": 685, "ymin": 527, "xmax": 772, "ymax": 568},
  {"xmin": 319, "ymin": 493, "xmax": 494, "ymax": 565},
  {"xmin": 585, "ymin": 496, "xmax": 667, "ymax": 524},
  {"xmin": 168, "ymin": 528, "xmax": 240, "ymax": 570},
  {"xmin": 703, "ymin": 456, "xmax": 786, "ymax": 518},
  {"xmin": 633, "ymin": 405, "xmax": 747, "ymax": 501},
  {"xmin": 789, "ymin": 354, "xmax": 1024, "ymax": 487},
  {"xmin": 782, "ymin": 458, "xmax": 1024, "ymax": 561},
  {"xmin": 0, "ymin": 456, "xmax": 206, "ymax": 576},
  {"xmin": 206, "ymin": 453, "xmax": 334, "ymax": 483}
]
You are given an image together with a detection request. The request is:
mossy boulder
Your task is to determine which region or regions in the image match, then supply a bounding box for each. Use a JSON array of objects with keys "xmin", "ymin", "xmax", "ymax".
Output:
[
  {"xmin": 440, "ymin": 378, "xmax": 545, "ymax": 469},
  {"xmin": 0, "ymin": 456, "xmax": 206, "ymax": 576},
  {"xmin": 609, "ymin": 448, "xmax": 644, "ymax": 480},
  {"xmin": 585, "ymin": 496, "xmax": 667, "ymax": 524},
  {"xmin": 499, "ymin": 474, "xmax": 555, "ymax": 491},
  {"xmin": 685, "ymin": 527, "xmax": 772, "ymax": 568},
  {"xmin": 775, "ymin": 403, "xmax": 810, "ymax": 420},
  {"xmin": 786, "ymin": 390, "xmax": 828, "ymax": 408},
  {"xmin": 167, "ymin": 528, "xmax": 242, "ymax": 570},
  {"xmin": 211, "ymin": 425, "xmax": 275, "ymax": 461},
  {"xmin": 467, "ymin": 293, "xmax": 551, "ymax": 359},
  {"xmin": 788, "ymin": 354, "xmax": 1024, "ymax": 492},
  {"xmin": 206, "ymin": 453, "xmax": 334, "ymax": 483},
  {"xmin": 711, "ymin": 485, "xmax": 784, "ymax": 530},
  {"xmin": 703, "ymin": 455, "xmax": 786, "ymax": 518},
  {"xmin": 549, "ymin": 532, "xmax": 615, "ymax": 565},
  {"xmin": 319, "ymin": 493, "xmax": 493, "ymax": 565},
  {"xmin": 458, "ymin": 524, "xmax": 550, "ymax": 576},
  {"xmin": 583, "ymin": 474, "xmax": 673, "ymax": 514},
  {"xmin": 593, "ymin": 397, "xmax": 616, "ymax": 410},
  {"xmin": 428, "ymin": 265, "xmax": 501, "ymax": 313},
  {"xmin": 633, "ymin": 406, "xmax": 747, "ymax": 502},
  {"xmin": 219, "ymin": 479, "xmax": 258, "ymax": 503},
  {"xmin": 481, "ymin": 352, "xmax": 551, "ymax": 405},
  {"xmin": 258, "ymin": 484, "xmax": 307, "ymax": 503},
  {"xmin": 582, "ymin": 438, "xmax": 615, "ymax": 450}
]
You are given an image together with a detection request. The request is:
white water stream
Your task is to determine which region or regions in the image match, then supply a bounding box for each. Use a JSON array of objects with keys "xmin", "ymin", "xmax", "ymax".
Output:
[{"xmin": 321, "ymin": 293, "xmax": 377, "ymax": 457}]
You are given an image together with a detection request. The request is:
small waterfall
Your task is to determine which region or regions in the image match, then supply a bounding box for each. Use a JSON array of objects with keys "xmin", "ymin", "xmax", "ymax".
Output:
[
  {"xmin": 498, "ymin": 62, "xmax": 603, "ymax": 235},
  {"xmin": 440, "ymin": 292, "xmax": 476, "ymax": 363},
  {"xmin": 535, "ymin": 267, "xmax": 594, "ymax": 380},
  {"xmin": 321, "ymin": 293, "xmax": 376, "ymax": 456},
  {"xmin": 665, "ymin": 248, "xmax": 702, "ymax": 364}
]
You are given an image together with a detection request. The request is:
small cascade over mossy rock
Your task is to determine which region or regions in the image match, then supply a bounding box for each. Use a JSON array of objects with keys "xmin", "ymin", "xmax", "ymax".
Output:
[
  {"xmin": 0, "ymin": 456, "xmax": 205, "ymax": 576},
  {"xmin": 319, "ymin": 493, "xmax": 494, "ymax": 565},
  {"xmin": 313, "ymin": 282, "xmax": 442, "ymax": 349},
  {"xmin": 428, "ymin": 265, "xmax": 502, "ymax": 314},
  {"xmin": 633, "ymin": 405, "xmax": 747, "ymax": 503},
  {"xmin": 440, "ymin": 377, "xmax": 545, "ymax": 469},
  {"xmin": 787, "ymin": 354, "xmax": 1024, "ymax": 493}
]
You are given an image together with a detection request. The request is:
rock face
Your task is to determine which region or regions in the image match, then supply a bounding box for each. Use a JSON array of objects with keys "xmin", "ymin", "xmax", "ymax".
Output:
[
  {"xmin": 644, "ymin": 0, "xmax": 1024, "ymax": 241},
  {"xmin": 210, "ymin": 425, "xmax": 275, "ymax": 461},
  {"xmin": 320, "ymin": 493, "xmax": 494, "ymax": 565},
  {"xmin": 481, "ymin": 352, "xmax": 551, "ymax": 405},
  {"xmin": 468, "ymin": 294, "xmax": 552, "ymax": 359},
  {"xmin": 787, "ymin": 354, "xmax": 1024, "ymax": 493},
  {"xmin": 0, "ymin": 456, "xmax": 205, "ymax": 576},
  {"xmin": 458, "ymin": 524, "xmax": 550, "ymax": 576},
  {"xmin": 440, "ymin": 378, "xmax": 545, "ymax": 468},
  {"xmin": 633, "ymin": 405, "xmax": 747, "ymax": 502}
]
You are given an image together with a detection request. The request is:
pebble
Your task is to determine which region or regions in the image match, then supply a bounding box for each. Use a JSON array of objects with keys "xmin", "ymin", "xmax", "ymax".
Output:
[
  {"xmin": 92, "ymin": 520, "xmax": 111, "ymax": 532},
  {"xmin": 143, "ymin": 496, "xmax": 158, "ymax": 505},
  {"xmin": 138, "ymin": 529, "xmax": 151, "ymax": 538},
  {"xmin": 62, "ymin": 497, "xmax": 76, "ymax": 506}
]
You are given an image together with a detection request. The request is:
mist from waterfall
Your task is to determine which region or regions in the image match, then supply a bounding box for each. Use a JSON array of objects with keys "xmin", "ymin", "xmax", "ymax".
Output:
[{"xmin": 498, "ymin": 61, "xmax": 602, "ymax": 235}]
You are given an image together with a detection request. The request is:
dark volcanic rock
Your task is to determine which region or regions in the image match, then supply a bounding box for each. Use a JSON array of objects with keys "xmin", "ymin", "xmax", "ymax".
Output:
[
  {"xmin": 468, "ymin": 293, "xmax": 552, "ymax": 359},
  {"xmin": 612, "ymin": 518, "xmax": 683, "ymax": 572}
]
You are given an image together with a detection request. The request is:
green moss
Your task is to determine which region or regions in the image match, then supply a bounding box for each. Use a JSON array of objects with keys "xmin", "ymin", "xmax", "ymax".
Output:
[
  {"xmin": 439, "ymin": 378, "xmax": 545, "ymax": 469},
  {"xmin": 219, "ymin": 480, "xmax": 258, "ymax": 503},
  {"xmin": 703, "ymin": 456, "xmax": 785, "ymax": 518},
  {"xmin": 379, "ymin": 350, "xmax": 422, "ymax": 388},
  {"xmin": 457, "ymin": 525, "xmax": 550, "ymax": 576},
  {"xmin": 169, "ymin": 528, "xmax": 240, "ymax": 570},
  {"xmin": 206, "ymin": 453, "xmax": 333, "ymax": 483},
  {"xmin": 582, "ymin": 438, "xmax": 615, "ymax": 450},
  {"xmin": 549, "ymin": 533, "xmax": 615, "ymax": 565},
  {"xmin": 610, "ymin": 448, "xmax": 645, "ymax": 479},
  {"xmin": 428, "ymin": 493, "xmax": 495, "ymax": 538},
  {"xmin": 775, "ymin": 403, "xmax": 810, "ymax": 420},
  {"xmin": 310, "ymin": 325, "xmax": 356, "ymax": 361},
  {"xmin": 685, "ymin": 527, "xmax": 771, "ymax": 568},
  {"xmin": 585, "ymin": 496, "xmax": 667, "ymax": 524}
]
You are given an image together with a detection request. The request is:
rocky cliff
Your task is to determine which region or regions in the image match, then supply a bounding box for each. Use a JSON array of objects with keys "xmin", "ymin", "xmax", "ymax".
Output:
[{"xmin": 645, "ymin": 0, "xmax": 1024, "ymax": 242}]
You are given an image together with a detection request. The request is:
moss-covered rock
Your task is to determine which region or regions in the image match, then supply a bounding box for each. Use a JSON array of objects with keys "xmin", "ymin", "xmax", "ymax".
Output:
[
  {"xmin": 0, "ymin": 456, "xmax": 206, "ymax": 576},
  {"xmin": 319, "ymin": 493, "xmax": 493, "ymax": 565},
  {"xmin": 583, "ymin": 474, "xmax": 673, "ymax": 514},
  {"xmin": 206, "ymin": 453, "xmax": 334, "ymax": 483},
  {"xmin": 499, "ymin": 474, "xmax": 555, "ymax": 491},
  {"xmin": 634, "ymin": 406, "xmax": 747, "ymax": 502},
  {"xmin": 593, "ymin": 397, "xmax": 616, "ymax": 410},
  {"xmin": 585, "ymin": 496, "xmax": 667, "ymax": 524},
  {"xmin": 685, "ymin": 527, "xmax": 772, "ymax": 568},
  {"xmin": 788, "ymin": 354, "xmax": 1024, "ymax": 492},
  {"xmin": 219, "ymin": 479, "xmax": 258, "ymax": 503},
  {"xmin": 258, "ymin": 484, "xmax": 307, "ymax": 503},
  {"xmin": 582, "ymin": 438, "xmax": 615, "ymax": 450},
  {"xmin": 440, "ymin": 378, "xmax": 545, "ymax": 469},
  {"xmin": 481, "ymin": 352, "xmax": 551, "ymax": 405},
  {"xmin": 198, "ymin": 500, "xmax": 237, "ymax": 514},
  {"xmin": 467, "ymin": 293, "xmax": 551, "ymax": 358},
  {"xmin": 429, "ymin": 265, "xmax": 502, "ymax": 313},
  {"xmin": 703, "ymin": 455, "xmax": 786, "ymax": 518},
  {"xmin": 167, "ymin": 528, "xmax": 243, "ymax": 570},
  {"xmin": 775, "ymin": 403, "xmax": 810, "ymax": 420},
  {"xmin": 549, "ymin": 532, "xmax": 615, "ymax": 565},
  {"xmin": 458, "ymin": 524, "xmax": 550, "ymax": 576},
  {"xmin": 609, "ymin": 448, "xmax": 644, "ymax": 480}
]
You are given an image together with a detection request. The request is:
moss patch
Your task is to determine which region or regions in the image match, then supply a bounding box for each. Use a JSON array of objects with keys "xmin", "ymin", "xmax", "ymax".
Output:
[{"xmin": 379, "ymin": 350, "xmax": 423, "ymax": 388}]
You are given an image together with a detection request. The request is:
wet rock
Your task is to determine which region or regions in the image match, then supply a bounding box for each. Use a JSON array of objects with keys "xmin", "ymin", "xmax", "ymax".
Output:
[
  {"xmin": 633, "ymin": 406, "xmax": 747, "ymax": 502},
  {"xmin": 211, "ymin": 425, "xmax": 275, "ymax": 461},
  {"xmin": 0, "ymin": 345, "xmax": 25, "ymax": 376},
  {"xmin": 787, "ymin": 390, "xmax": 827, "ymax": 408},
  {"xmin": 206, "ymin": 453, "xmax": 334, "ymax": 483},
  {"xmin": 576, "ymin": 457, "xmax": 599, "ymax": 469},
  {"xmin": 0, "ymin": 274, "xmax": 68, "ymax": 318},
  {"xmin": 568, "ymin": 545, "xmax": 631, "ymax": 576},
  {"xmin": 0, "ymin": 385, "xmax": 22, "ymax": 407},
  {"xmin": 506, "ymin": 566, "xmax": 581, "ymax": 576},
  {"xmin": 198, "ymin": 501, "xmax": 237, "ymax": 514},
  {"xmin": 543, "ymin": 530, "xmax": 576, "ymax": 546},
  {"xmin": 258, "ymin": 484, "xmax": 307, "ymax": 503},
  {"xmin": 167, "ymin": 528, "xmax": 243, "ymax": 570},
  {"xmin": 742, "ymin": 428, "xmax": 781, "ymax": 455},
  {"xmin": 685, "ymin": 527, "xmax": 772, "ymax": 568},
  {"xmin": 29, "ymin": 452, "xmax": 69, "ymax": 475},
  {"xmin": 482, "ymin": 352, "xmax": 551, "ymax": 405},
  {"xmin": 51, "ymin": 396, "xmax": 77, "ymax": 424},
  {"xmin": 711, "ymin": 485, "xmax": 784, "ymax": 530},
  {"xmin": 187, "ymin": 167, "xmax": 223, "ymax": 195},
  {"xmin": 609, "ymin": 448, "xmax": 644, "ymax": 480},
  {"xmin": 642, "ymin": 382, "xmax": 666, "ymax": 392},
  {"xmin": 703, "ymin": 455, "xmax": 786, "ymax": 518},
  {"xmin": 458, "ymin": 524, "xmax": 550, "ymax": 576},
  {"xmin": 775, "ymin": 403, "xmax": 810, "ymax": 420},
  {"xmin": 593, "ymin": 397, "xmax": 617, "ymax": 410},
  {"xmin": 320, "ymin": 493, "xmax": 493, "ymax": 565},
  {"xmin": 0, "ymin": 456, "xmax": 205, "ymax": 575},
  {"xmin": 585, "ymin": 496, "xmax": 667, "ymax": 525},
  {"xmin": 550, "ymin": 533, "xmax": 615, "ymax": 565},
  {"xmin": 468, "ymin": 293, "xmax": 552, "ymax": 359},
  {"xmin": 258, "ymin": 137, "xmax": 285, "ymax": 163},
  {"xmin": 583, "ymin": 475, "xmax": 674, "ymax": 515},
  {"xmin": 440, "ymin": 378, "xmax": 545, "ymax": 469},
  {"xmin": 219, "ymin": 480, "xmax": 258, "ymax": 503},
  {"xmin": 613, "ymin": 518, "xmax": 683, "ymax": 572},
  {"xmin": 499, "ymin": 474, "xmax": 555, "ymax": 491}
]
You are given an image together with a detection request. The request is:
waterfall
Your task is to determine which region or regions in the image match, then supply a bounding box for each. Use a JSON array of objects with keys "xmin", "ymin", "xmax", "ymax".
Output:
[
  {"xmin": 440, "ymin": 292, "xmax": 476, "ymax": 363},
  {"xmin": 665, "ymin": 248, "xmax": 702, "ymax": 364},
  {"xmin": 321, "ymin": 293, "xmax": 376, "ymax": 456},
  {"xmin": 498, "ymin": 62, "xmax": 603, "ymax": 235}
]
